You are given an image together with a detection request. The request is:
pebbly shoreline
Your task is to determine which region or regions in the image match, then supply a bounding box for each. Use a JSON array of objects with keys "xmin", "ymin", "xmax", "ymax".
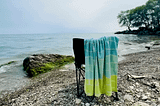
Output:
[{"xmin": 0, "ymin": 49, "xmax": 160, "ymax": 105}]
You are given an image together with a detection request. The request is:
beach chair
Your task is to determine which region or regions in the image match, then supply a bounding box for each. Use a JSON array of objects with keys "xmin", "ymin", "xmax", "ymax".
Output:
[
  {"xmin": 73, "ymin": 38, "xmax": 85, "ymax": 97},
  {"xmin": 73, "ymin": 38, "xmax": 119, "ymax": 100}
]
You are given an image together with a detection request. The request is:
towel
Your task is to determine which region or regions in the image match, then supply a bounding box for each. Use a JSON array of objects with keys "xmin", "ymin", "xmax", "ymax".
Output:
[{"xmin": 84, "ymin": 36, "xmax": 119, "ymax": 97}]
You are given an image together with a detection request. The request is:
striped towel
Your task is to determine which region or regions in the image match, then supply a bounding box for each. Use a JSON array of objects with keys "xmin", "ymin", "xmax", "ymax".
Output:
[{"xmin": 84, "ymin": 36, "xmax": 119, "ymax": 97}]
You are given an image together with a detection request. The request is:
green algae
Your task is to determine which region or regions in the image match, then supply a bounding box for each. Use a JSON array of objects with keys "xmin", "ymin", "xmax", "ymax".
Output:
[
  {"xmin": 26, "ymin": 56, "xmax": 74, "ymax": 77},
  {"xmin": 0, "ymin": 61, "xmax": 16, "ymax": 68}
]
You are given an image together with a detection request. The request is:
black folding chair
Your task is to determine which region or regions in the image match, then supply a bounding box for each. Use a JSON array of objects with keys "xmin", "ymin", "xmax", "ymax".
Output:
[
  {"xmin": 73, "ymin": 38, "xmax": 85, "ymax": 97},
  {"xmin": 73, "ymin": 38, "xmax": 119, "ymax": 100}
]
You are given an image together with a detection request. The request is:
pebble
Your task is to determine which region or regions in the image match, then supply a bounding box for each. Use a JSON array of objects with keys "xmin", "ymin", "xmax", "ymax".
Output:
[
  {"xmin": 136, "ymin": 94, "xmax": 141, "ymax": 98},
  {"xmin": 81, "ymin": 102, "xmax": 85, "ymax": 106},
  {"xmin": 139, "ymin": 89, "xmax": 143, "ymax": 92},
  {"xmin": 126, "ymin": 90, "xmax": 131, "ymax": 93},
  {"xmin": 129, "ymin": 86, "xmax": 134, "ymax": 90},
  {"xmin": 141, "ymin": 95, "xmax": 148, "ymax": 100},
  {"xmin": 135, "ymin": 82, "xmax": 139, "ymax": 86},
  {"xmin": 75, "ymin": 98, "xmax": 81, "ymax": 104},
  {"xmin": 85, "ymin": 103, "xmax": 90, "ymax": 106},
  {"xmin": 153, "ymin": 82, "xmax": 160, "ymax": 88},
  {"xmin": 1, "ymin": 50, "xmax": 160, "ymax": 106},
  {"xmin": 151, "ymin": 103, "xmax": 157, "ymax": 106},
  {"xmin": 124, "ymin": 94, "xmax": 134, "ymax": 102},
  {"xmin": 132, "ymin": 101, "xmax": 150, "ymax": 106}
]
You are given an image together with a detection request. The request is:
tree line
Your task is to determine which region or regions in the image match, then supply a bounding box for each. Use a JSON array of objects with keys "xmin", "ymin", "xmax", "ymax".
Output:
[{"xmin": 118, "ymin": 0, "xmax": 160, "ymax": 32}]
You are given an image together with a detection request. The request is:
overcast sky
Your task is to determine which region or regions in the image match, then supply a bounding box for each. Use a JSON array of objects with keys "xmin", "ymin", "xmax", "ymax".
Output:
[{"xmin": 0, "ymin": 0, "xmax": 149, "ymax": 34}]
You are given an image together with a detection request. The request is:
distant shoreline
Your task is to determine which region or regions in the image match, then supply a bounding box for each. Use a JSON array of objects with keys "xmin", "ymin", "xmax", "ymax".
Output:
[{"xmin": 115, "ymin": 29, "xmax": 160, "ymax": 36}]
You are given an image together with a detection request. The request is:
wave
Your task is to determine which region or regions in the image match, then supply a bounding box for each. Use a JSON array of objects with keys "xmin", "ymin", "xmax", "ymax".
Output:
[{"xmin": 0, "ymin": 66, "xmax": 7, "ymax": 73}]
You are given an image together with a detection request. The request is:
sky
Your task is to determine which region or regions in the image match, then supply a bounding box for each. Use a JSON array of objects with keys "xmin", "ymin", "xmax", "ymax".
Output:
[{"xmin": 0, "ymin": 0, "xmax": 149, "ymax": 34}]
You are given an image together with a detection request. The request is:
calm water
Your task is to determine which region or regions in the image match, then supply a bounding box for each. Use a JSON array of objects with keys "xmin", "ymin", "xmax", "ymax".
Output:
[{"xmin": 0, "ymin": 33, "xmax": 159, "ymax": 92}]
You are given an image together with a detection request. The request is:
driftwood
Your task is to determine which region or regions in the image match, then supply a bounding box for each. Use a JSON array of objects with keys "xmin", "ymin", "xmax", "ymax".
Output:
[
  {"xmin": 124, "ymin": 73, "xmax": 159, "ymax": 93},
  {"xmin": 126, "ymin": 73, "xmax": 146, "ymax": 79}
]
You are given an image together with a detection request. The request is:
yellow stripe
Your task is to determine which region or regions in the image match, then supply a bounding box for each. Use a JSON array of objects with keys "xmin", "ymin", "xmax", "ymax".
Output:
[{"xmin": 84, "ymin": 75, "xmax": 117, "ymax": 97}]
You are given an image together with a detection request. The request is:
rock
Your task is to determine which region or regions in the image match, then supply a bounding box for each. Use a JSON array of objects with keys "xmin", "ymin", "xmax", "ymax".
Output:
[
  {"xmin": 158, "ymin": 97, "xmax": 160, "ymax": 102},
  {"xmin": 132, "ymin": 102, "xmax": 150, "ymax": 106},
  {"xmin": 75, "ymin": 98, "xmax": 81, "ymax": 104},
  {"xmin": 151, "ymin": 103, "xmax": 157, "ymax": 106},
  {"xmin": 136, "ymin": 82, "xmax": 139, "ymax": 86},
  {"xmin": 136, "ymin": 94, "xmax": 141, "ymax": 98},
  {"xmin": 145, "ymin": 45, "xmax": 151, "ymax": 50},
  {"xmin": 126, "ymin": 90, "xmax": 131, "ymax": 93},
  {"xmin": 81, "ymin": 102, "xmax": 84, "ymax": 105},
  {"xmin": 85, "ymin": 103, "xmax": 90, "ymax": 106},
  {"xmin": 139, "ymin": 89, "xmax": 143, "ymax": 92},
  {"xmin": 124, "ymin": 94, "xmax": 134, "ymax": 102},
  {"xmin": 23, "ymin": 54, "xmax": 74, "ymax": 77},
  {"xmin": 141, "ymin": 95, "xmax": 148, "ymax": 100},
  {"xmin": 129, "ymin": 86, "xmax": 134, "ymax": 90},
  {"xmin": 153, "ymin": 82, "xmax": 160, "ymax": 88},
  {"xmin": 124, "ymin": 42, "xmax": 132, "ymax": 45}
]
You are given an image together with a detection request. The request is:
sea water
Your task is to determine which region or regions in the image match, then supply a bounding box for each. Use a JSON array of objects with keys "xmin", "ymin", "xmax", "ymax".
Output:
[{"xmin": 0, "ymin": 33, "xmax": 158, "ymax": 92}]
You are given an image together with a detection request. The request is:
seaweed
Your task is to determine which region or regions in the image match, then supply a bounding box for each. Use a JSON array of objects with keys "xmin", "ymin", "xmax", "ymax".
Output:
[{"xmin": 0, "ymin": 61, "xmax": 16, "ymax": 68}]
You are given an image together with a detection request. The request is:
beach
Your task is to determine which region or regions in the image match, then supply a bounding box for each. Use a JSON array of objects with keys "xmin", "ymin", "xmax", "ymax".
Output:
[
  {"xmin": 1, "ymin": 33, "xmax": 156, "ymax": 93},
  {"xmin": 0, "ymin": 48, "xmax": 160, "ymax": 106},
  {"xmin": 1, "ymin": 0, "xmax": 160, "ymax": 105}
]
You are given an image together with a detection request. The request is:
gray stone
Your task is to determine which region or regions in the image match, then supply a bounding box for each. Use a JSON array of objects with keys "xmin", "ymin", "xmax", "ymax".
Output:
[
  {"xmin": 126, "ymin": 90, "xmax": 131, "ymax": 93},
  {"xmin": 81, "ymin": 102, "xmax": 85, "ymax": 106},
  {"xmin": 136, "ymin": 94, "xmax": 141, "ymax": 98},
  {"xmin": 132, "ymin": 102, "xmax": 150, "ymax": 106},
  {"xmin": 85, "ymin": 103, "xmax": 90, "ymax": 106},
  {"xmin": 141, "ymin": 95, "xmax": 148, "ymax": 100},
  {"xmin": 151, "ymin": 103, "xmax": 157, "ymax": 106},
  {"xmin": 124, "ymin": 94, "xmax": 134, "ymax": 102},
  {"xmin": 75, "ymin": 98, "xmax": 81, "ymax": 104},
  {"xmin": 153, "ymin": 82, "xmax": 160, "ymax": 88},
  {"xmin": 145, "ymin": 100, "xmax": 152, "ymax": 104},
  {"xmin": 139, "ymin": 89, "xmax": 143, "ymax": 92},
  {"xmin": 145, "ymin": 92, "xmax": 151, "ymax": 97},
  {"xmin": 136, "ymin": 89, "xmax": 139, "ymax": 92},
  {"xmin": 136, "ymin": 82, "xmax": 139, "ymax": 86},
  {"xmin": 130, "ymin": 86, "xmax": 134, "ymax": 90},
  {"xmin": 124, "ymin": 42, "xmax": 132, "ymax": 45}
]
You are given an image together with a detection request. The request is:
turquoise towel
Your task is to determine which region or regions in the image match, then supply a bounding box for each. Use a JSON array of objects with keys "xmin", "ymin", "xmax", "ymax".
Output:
[{"xmin": 84, "ymin": 36, "xmax": 119, "ymax": 97}]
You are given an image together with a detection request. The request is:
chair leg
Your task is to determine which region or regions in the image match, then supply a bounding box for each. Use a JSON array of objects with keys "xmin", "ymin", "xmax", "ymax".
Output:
[
  {"xmin": 115, "ymin": 92, "xmax": 119, "ymax": 101},
  {"xmin": 76, "ymin": 67, "xmax": 80, "ymax": 97},
  {"xmin": 75, "ymin": 64, "xmax": 85, "ymax": 98}
]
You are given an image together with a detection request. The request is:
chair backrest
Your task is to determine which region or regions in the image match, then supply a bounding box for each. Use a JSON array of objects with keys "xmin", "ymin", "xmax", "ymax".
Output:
[{"xmin": 73, "ymin": 38, "xmax": 85, "ymax": 66}]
